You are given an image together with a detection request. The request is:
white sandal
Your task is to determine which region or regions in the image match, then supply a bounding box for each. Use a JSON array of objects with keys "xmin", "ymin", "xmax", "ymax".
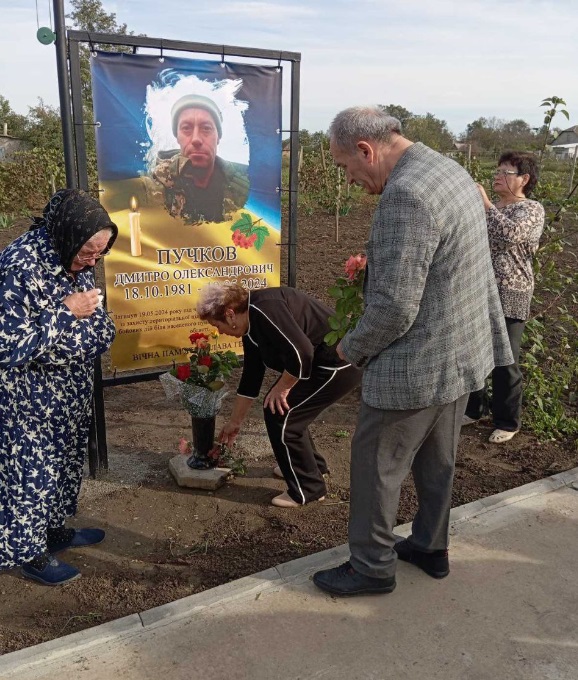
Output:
[
  {"xmin": 489, "ymin": 429, "xmax": 518, "ymax": 444},
  {"xmin": 271, "ymin": 491, "xmax": 325, "ymax": 508}
]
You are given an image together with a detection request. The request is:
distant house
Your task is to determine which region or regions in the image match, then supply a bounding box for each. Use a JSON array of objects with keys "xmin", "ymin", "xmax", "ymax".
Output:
[
  {"xmin": 447, "ymin": 141, "xmax": 481, "ymax": 159},
  {"xmin": 0, "ymin": 127, "xmax": 26, "ymax": 161},
  {"xmin": 549, "ymin": 125, "xmax": 578, "ymax": 158},
  {"xmin": 453, "ymin": 142, "xmax": 470, "ymax": 153}
]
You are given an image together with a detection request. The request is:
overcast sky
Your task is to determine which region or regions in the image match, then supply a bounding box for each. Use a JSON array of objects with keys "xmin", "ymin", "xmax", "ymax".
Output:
[{"xmin": 2, "ymin": 0, "xmax": 577, "ymax": 137}]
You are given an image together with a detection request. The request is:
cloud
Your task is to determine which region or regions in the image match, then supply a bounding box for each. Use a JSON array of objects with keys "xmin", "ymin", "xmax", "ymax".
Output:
[
  {"xmin": 0, "ymin": 11, "xmax": 58, "ymax": 115},
  {"xmin": 1, "ymin": 0, "xmax": 576, "ymax": 139},
  {"xmin": 206, "ymin": 1, "xmax": 317, "ymax": 21}
]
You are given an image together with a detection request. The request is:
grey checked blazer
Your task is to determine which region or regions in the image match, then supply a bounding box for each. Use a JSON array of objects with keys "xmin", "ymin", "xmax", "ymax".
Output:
[{"xmin": 341, "ymin": 143, "xmax": 513, "ymax": 410}]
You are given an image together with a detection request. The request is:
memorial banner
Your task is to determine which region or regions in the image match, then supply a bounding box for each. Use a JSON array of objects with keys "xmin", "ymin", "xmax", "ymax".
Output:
[{"xmin": 91, "ymin": 52, "xmax": 282, "ymax": 370}]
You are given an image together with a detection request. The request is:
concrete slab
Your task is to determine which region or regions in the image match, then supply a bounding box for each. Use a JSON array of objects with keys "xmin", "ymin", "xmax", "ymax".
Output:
[
  {"xmin": 477, "ymin": 476, "xmax": 561, "ymax": 510},
  {"xmin": 0, "ymin": 615, "xmax": 143, "ymax": 678},
  {"xmin": 274, "ymin": 543, "xmax": 351, "ymax": 583},
  {"xmin": 3, "ymin": 470, "xmax": 578, "ymax": 680},
  {"xmin": 556, "ymin": 468, "xmax": 578, "ymax": 485},
  {"xmin": 168, "ymin": 455, "xmax": 230, "ymax": 490},
  {"xmin": 140, "ymin": 567, "xmax": 282, "ymax": 627},
  {"xmin": 448, "ymin": 499, "xmax": 486, "ymax": 523}
]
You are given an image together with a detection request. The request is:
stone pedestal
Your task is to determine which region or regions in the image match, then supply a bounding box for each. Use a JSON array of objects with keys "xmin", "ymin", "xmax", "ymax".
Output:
[{"xmin": 169, "ymin": 455, "xmax": 231, "ymax": 490}]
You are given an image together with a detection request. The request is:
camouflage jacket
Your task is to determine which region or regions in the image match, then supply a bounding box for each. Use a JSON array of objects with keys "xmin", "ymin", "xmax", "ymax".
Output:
[{"xmin": 147, "ymin": 153, "xmax": 249, "ymax": 224}]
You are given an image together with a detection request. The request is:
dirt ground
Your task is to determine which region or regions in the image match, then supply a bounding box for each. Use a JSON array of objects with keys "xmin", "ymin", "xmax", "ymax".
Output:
[{"xmin": 1, "ymin": 200, "xmax": 577, "ymax": 655}]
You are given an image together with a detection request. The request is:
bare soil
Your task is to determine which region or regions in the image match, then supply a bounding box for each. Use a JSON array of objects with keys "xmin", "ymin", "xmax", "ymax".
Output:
[{"xmin": 0, "ymin": 201, "xmax": 577, "ymax": 655}]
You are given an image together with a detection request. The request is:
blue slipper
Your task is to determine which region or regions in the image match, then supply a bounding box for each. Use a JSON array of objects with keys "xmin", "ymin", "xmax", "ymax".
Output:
[
  {"xmin": 22, "ymin": 557, "xmax": 80, "ymax": 586},
  {"xmin": 47, "ymin": 528, "xmax": 106, "ymax": 554}
]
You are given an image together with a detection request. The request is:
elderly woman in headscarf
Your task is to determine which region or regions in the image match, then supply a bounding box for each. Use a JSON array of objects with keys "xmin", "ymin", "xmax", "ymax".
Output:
[{"xmin": 0, "ymin": 189, "xmax": 118, "ymax": 586}]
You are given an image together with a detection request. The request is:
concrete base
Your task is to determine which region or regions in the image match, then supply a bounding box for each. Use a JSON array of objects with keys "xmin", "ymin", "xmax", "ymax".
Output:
[
  {"xmin": 3, "ymin": 469, "xmax": 578, "ymax": 680},
  {"xmin": 168, "ymin": 455, "xmax": 231, "ymax": 490}
]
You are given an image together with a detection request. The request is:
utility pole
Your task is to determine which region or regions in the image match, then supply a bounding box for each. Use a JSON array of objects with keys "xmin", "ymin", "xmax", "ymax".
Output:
[{"xmin": 53, "ymin": 0, "xmax": 77, "ymax": 187}]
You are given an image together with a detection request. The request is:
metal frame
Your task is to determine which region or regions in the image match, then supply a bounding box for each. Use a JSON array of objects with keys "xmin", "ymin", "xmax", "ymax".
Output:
[{"xmin": 59, "ymin": 27, "xmax": 301, "ymax": 475}]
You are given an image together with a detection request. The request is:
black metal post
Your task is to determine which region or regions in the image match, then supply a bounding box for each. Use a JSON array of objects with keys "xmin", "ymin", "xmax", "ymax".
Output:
[
  {"xmin": 67, "ymin": 31, "xmax": 300, "ymax": 62},
  {"xmin": 53, "ymin": 0, "xmax": 77, "ymax": 188},
  {"xmin": 87, "ymin": 409, "xmax": 98, "ymax": 478},
  {"xmin": 69, "ymin": 33, "xmax": 107, "ymax": 475},
  {"xmin": 69, "ymin": 40, "xmax": 89, "ymax": 190},
  {"xmin": 93, "ymin": 357, "xmax": 108, "ymax": 472},
  {"xmin": 287, "ymin": 59, "xmax": 300, "ymax": 287}
]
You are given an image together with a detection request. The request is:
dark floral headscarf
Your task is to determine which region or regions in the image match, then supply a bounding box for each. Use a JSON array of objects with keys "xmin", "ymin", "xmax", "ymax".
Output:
[{"xmin": 30, "ymin": 189, "xmax": 118, "ymax": 271}]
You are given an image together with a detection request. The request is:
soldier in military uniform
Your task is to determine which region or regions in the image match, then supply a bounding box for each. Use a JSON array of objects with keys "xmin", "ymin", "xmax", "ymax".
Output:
[{"xmin": 143, "ymin": 94, "xmax": 249, "ymax": 225}]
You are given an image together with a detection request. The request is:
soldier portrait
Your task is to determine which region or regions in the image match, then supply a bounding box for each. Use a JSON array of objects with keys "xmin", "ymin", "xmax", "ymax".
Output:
[
  {"xmin": 91, "ymin": 53, "xmax": 282, "ymax": 371},
  {"xmin": 143, "ymin": 93, "xmax": 250, "ymax": 225}
]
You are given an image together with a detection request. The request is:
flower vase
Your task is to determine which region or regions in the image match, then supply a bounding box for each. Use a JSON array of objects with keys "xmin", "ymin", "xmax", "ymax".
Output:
[{"xmin": 187, "ymin": 415, "xmax": 217, "ymax": 469}]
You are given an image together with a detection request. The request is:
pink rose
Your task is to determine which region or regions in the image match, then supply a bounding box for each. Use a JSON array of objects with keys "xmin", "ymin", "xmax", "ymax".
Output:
[
  {"xmin": 178, "ymin": 438, "xmax": 191, "ymax": 455},
  {"xmin": 344, "ymin": 254, "xmax": 367, "ymax": 281}
]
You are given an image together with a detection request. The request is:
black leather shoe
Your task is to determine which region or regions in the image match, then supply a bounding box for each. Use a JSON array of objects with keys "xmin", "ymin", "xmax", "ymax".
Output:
[
  {"xmin": 313, "ymin": 561, "xmax": 396, "ymax": 597},
  {"xmin": 394, "ymin": 538, "xmax": 449, "ymax": 579}
]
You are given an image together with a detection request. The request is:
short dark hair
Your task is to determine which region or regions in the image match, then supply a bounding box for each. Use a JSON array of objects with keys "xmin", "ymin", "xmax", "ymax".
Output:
[{"xmin": 498, "ymin": 151, "xmax": 539, "ymax": 197}]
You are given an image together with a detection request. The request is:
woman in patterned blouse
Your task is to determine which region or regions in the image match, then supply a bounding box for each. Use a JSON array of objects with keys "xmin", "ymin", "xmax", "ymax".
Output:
[
  {"xmin": 0, "ymin": 190, "xmax": 118, "ymax": 585},
  {"xmin": 463, "ymin": 152, "xmax": 545, "ymax": 443}
]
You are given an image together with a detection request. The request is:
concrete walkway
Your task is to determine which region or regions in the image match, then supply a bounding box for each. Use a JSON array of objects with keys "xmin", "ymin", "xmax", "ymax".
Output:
[{"xmin": 2, "ymin": 469, "xmax": 578, "ymax": 680}]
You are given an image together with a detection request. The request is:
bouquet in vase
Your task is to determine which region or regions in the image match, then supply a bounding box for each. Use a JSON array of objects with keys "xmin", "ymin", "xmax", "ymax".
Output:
[
  {"xmin": 160, "ymin": 332, "xmax": 240, "ymax": 468},
  {"xmin": 160, "ymin": 332, "xmax": 240, "ymax": 418}
]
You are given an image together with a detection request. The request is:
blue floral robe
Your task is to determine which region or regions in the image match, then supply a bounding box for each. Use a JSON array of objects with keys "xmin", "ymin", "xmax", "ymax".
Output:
[{"xmin": 0, "ymin": 226, "xmax": 115, "ymax": 568}]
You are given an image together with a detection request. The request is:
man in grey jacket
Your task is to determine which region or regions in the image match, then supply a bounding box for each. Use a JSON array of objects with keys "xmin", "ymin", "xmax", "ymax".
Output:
[{"xmin": 313, "ymin": 107, "xmax": 513, "ymax": 597}]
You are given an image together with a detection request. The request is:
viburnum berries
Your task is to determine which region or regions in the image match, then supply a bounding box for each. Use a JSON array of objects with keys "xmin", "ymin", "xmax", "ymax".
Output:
[{"xmin": 232, "ymin": 229, "xmax": 258, "ymax": 249}]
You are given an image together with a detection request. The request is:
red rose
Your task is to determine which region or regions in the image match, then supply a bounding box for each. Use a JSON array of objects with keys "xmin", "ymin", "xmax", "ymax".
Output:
[
  {"xmin": 189, "ymin": 332, "xmax": 209, "ymax": 344},
  {"xmin": 176, "ymin": 363, "xmax": 191, "ymax": 381},
  {"xmin": 198, "ymin": 355, "xmax": 212, "ymax": 367}
]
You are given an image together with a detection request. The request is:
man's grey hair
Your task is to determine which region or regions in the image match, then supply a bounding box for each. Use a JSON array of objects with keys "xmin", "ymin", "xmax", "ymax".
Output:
[{"xmin": 329, "ymin": 107, "xmax": 402, "ymax": 153}]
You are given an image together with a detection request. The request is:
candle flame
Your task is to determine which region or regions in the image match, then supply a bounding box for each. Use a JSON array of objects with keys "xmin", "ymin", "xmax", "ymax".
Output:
[{"xmin": 130, "ymin": 196, "xmax": 138, "ymax": 212}]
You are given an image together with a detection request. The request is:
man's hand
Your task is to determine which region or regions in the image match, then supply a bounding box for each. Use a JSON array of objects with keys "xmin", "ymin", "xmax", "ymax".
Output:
[
  {"xmin": 336, "ymin": 341, "xmax": 346, "ymax": 361},
  {"xmin": 63, "ymin": 289, "xmax": 100, "ymax": 319}
]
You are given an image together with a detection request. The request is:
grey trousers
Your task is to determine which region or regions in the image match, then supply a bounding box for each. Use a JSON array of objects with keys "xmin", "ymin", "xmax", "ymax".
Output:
[{"xmin": 348, "ymin": 394, "xmax": 468, "ymax": 579}]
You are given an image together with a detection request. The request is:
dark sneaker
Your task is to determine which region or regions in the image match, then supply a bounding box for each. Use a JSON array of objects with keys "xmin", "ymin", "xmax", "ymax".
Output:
[
  {"xmin": 47, "ymin": 528, "xmax": 105, "ymax": 554},
  {"xmin": 22, "ymin": 557, "xmax": 80, "ymax": 586},
  {"xmin": 313, "ymin": 561, "xmax": 396, "ymax": 597},
  {"xmin": 394, "ymin": 538, "xmax": 449, "ymax": 579}
]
